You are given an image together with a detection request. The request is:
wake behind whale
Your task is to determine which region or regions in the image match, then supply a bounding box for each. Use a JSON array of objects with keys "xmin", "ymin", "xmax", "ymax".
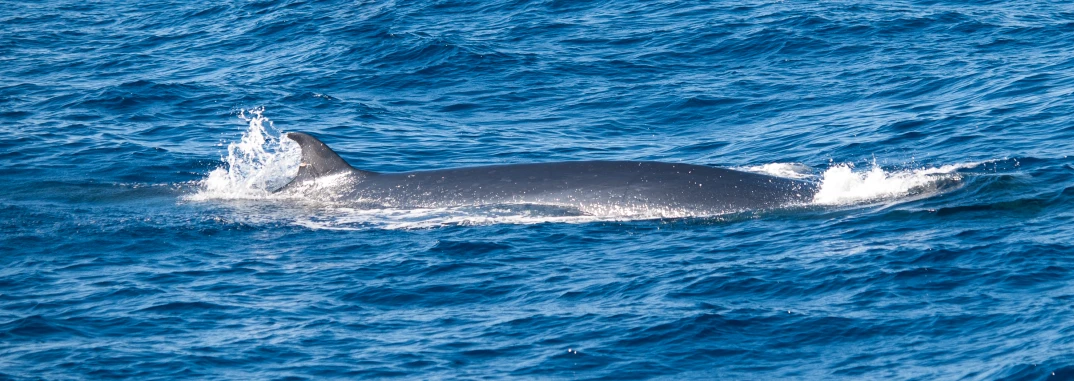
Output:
[{"xmin": 276, "ymin": 132, "xmax": 819, "ymax": 217}]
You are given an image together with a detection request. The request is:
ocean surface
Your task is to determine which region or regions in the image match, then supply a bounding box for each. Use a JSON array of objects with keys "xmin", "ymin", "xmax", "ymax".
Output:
[{"xmin": 3, "ymin": 1, "xmax": 1074, "ymax": 379}]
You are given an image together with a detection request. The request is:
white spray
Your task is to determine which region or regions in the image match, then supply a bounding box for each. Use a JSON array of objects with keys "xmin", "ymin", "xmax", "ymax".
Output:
[{"xmin": 188, "ymin": 108, "xmax": 301, "ymax": 201}]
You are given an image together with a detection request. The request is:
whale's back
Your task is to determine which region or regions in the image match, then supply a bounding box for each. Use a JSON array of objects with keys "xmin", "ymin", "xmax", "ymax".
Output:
[
  {"xmin": 361, "ymin": 161, "xmax": 816, "ymax": 213},
  {"xmin": 280, "ymin": 132, "xmax": 817, "ymax": 215}
]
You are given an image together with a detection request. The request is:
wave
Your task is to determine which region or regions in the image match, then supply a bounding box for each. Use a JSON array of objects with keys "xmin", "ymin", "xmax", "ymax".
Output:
[
  {"xmin": 741, "ymin": 161, "xmax": 970, "ymax": 206},
  {"xmin": 811, "ymin": 161, "xmax": 970, "ymax": 205}
]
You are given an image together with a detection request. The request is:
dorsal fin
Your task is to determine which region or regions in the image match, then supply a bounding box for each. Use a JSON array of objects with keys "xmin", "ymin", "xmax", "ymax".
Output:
[{"xmin": 277, "ymin": 132, "xmax": 373, "ymax": 192}]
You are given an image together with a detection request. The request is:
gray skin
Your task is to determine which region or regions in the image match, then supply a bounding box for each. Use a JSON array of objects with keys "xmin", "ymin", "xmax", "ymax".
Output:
[{"xmin": 280, "ymin": 132, "xmax": 818, "ymax": 216}]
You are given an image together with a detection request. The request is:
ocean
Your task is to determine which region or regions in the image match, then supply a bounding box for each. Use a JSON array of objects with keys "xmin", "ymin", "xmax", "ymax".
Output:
[{"xmin": 2, "ymin": 1, "xmax": 1074, "ymax": 379}]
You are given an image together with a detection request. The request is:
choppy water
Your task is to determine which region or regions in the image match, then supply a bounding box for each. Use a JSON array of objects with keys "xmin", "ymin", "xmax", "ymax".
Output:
[{"xmin": 3, "ymin": 1, "xmax": 1074, "ymax": 379}]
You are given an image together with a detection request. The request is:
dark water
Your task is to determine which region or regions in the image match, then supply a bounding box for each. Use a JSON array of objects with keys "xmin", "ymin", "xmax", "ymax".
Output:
[{"xmin": 3, "ymin": 1, "xmax": 1074, "ymax": 379}]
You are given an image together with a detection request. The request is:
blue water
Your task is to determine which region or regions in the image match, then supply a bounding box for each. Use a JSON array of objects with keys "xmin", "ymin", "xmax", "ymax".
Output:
[{"xmin": 3, "ymin": 1, "xmax": 1074, "ymax": 379}]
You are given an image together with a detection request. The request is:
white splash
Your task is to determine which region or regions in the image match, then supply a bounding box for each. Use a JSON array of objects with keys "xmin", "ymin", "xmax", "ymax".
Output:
[
  {"xmin": 812, "ymin": 161, "xmax": 976, "ymax": 205},
  {"xmin": 186, "ymin": 108, "xmax": 301, "ymax": 201}
]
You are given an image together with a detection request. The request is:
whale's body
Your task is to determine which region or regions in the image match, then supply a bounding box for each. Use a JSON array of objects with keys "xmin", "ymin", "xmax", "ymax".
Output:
[{"xmin": 281, "ymin": 132, "xmax": 817, "ymax": 216}]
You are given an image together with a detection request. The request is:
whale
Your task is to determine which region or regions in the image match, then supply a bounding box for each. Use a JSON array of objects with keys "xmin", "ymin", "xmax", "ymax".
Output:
[{"xmin": 279, "ymin": 132, "xmax": 818, "ymax": 216}]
